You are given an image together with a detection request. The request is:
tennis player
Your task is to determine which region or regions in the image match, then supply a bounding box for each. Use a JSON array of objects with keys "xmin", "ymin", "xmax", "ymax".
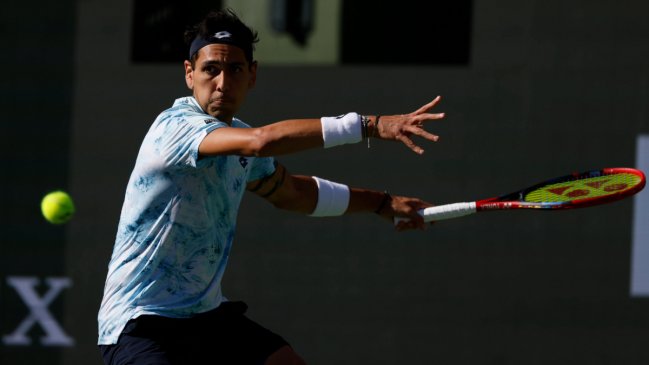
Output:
[{"xmin": 98, "ymin": 8, "xmax": 445, "ymax": 365}]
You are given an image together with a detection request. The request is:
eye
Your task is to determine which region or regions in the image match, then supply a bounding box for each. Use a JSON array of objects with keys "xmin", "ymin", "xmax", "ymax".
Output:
[{"xmin": 203, "ymin": 65, "xmax": 221, "ymax": 75}]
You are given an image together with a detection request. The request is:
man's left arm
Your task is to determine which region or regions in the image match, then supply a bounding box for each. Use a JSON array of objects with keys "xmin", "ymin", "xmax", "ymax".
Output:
[{"xmin": 247, "ymin": 162, "xmax": 432, "ymax": 231}]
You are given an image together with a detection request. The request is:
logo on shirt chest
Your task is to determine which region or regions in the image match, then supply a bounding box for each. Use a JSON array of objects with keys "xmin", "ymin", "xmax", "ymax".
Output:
[{"xmin": 239, "ymin": 157, "xmax": 249, "ymax": 168}]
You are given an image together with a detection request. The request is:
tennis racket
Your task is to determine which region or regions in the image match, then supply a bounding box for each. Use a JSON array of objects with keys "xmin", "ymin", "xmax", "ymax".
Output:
[{"xmin": 398, "ymin": 167, "xmax": 646, "ymax": 223}]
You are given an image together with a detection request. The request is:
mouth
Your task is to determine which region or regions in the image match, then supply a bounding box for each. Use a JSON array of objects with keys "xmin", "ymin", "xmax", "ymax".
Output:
[
  {"xmin": 206, "ymin": 97, "xmax": 234, "ymax": 119},
  {"xmin": 208, "ymin": 95, "xmax": 232, "ymax": 106}
]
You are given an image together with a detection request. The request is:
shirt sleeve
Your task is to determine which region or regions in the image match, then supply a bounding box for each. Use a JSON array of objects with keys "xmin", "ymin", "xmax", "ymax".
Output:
[{"xmin": 152, "ymin": 113, "xmax": 225, "ymax": 168}]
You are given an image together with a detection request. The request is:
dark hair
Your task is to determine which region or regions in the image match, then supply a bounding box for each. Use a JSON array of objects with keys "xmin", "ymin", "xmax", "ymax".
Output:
[{"xmin": 184, "ymin": 8, "xmax": 259, "ymax": 66}]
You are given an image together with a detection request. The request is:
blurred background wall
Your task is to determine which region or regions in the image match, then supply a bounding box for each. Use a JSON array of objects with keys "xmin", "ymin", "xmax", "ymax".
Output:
[{"xmin": 1, "ymin": 0, "xmax": 648, "ymax": 364}]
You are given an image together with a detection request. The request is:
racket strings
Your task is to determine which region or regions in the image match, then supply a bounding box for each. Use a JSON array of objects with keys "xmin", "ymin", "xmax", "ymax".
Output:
[{"xmin": 524, "ymin": 173, "xmax": 642, "ymax": 203}]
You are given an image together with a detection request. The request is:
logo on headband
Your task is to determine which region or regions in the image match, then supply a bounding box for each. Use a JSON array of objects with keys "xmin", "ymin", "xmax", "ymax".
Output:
[
  {"xmin": 213, "ymin": 31, "xmax": 233, "ymax": 40},
  {"xmin": 190, "ymin": 30, "xmax": 251, "ymax": 60}
]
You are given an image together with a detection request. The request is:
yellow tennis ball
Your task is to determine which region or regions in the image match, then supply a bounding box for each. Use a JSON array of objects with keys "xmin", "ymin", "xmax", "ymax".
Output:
[{"xmin": 41, "ymin": 190, "xmax": 75, "ymax": 224}]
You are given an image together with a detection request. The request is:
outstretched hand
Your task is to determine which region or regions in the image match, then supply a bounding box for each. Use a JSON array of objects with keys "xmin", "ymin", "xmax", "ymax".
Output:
[{"xmin": 373, "ymin": 96, "xmax": 445, "ymax": 154}]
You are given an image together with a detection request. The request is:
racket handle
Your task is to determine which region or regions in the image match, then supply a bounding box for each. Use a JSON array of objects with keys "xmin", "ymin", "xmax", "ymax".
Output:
[{"xmin": 394, "ymin": 202, "xmax": 477, "ymax": 224}]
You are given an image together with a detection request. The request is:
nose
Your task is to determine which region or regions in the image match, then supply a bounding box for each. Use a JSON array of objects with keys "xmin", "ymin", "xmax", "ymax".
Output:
[{"xmin": 216, "ymin": 70, "xmax": 230, "ymax": 92}]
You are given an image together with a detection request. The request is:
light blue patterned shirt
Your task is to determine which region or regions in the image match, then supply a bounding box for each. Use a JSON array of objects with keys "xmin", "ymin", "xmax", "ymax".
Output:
[{"xmin": 98, "ymin": 96, "xmax": 276, "ymax": 345}]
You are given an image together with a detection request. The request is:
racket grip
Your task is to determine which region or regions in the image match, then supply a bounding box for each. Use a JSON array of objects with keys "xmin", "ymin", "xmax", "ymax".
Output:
[{"xmin": 394, "ymin": 202, "xmax": 477, "ymax": 224}]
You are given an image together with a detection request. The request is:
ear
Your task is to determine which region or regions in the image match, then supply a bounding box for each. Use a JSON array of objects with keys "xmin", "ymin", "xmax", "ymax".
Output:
[
  {"xmin": 248, "ymin": 61, "xmax": 258, "ymax": 90},
  {"xmin": 184, "ymin": 60, "xmax": 194, "ymax": 90}
]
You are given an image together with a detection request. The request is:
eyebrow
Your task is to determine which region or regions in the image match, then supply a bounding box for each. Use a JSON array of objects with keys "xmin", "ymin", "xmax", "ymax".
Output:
[{"xmin": 200, "ymin": 59, "xmax": 246, "ymax": 68}]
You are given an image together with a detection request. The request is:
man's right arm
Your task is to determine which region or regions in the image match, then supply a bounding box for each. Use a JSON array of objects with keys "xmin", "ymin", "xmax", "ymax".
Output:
[
  {"xmin": 199, "ymin": 118, "xmax": 325, "ymax": 157},
  {"xmin": 198, "ymin": 97, "xmax": 445, "ymax": 157}
]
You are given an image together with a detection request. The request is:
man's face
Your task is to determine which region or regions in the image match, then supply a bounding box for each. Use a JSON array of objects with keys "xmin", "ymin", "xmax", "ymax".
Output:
[{"xmin": 184, "ymin": 44, "xmax": 257, "ymax": 123}]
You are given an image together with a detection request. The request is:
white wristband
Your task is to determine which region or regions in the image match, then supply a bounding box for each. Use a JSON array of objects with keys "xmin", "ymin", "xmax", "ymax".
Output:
[
  {"xmin": 309, "ymin": 176, "xmax": 350, "ymax": 217},
  {"xmin": 320, "ymin": 113, "xmax": 362, "ymax": 148}
]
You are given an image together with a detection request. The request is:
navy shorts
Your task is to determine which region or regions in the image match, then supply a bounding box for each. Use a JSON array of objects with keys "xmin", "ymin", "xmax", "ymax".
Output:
[{"xmin": 100, "ymin": 301, "xmax": 289, "ymax": 365}]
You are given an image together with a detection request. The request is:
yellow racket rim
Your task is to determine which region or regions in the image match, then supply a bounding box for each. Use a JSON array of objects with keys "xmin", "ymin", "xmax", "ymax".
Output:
[{"xmin": 524, "ymin": 173, "xmax": 643, "ymax": 203}]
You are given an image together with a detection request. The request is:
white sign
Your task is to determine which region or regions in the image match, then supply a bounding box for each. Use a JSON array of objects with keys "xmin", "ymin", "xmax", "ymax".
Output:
[
  {"xmin": 631, "ymin": 135, "xmax": 649, "ymax": 297},
  {"xmin": 2, "ymin": 276, "xmax": 74, "ymax": 346}
]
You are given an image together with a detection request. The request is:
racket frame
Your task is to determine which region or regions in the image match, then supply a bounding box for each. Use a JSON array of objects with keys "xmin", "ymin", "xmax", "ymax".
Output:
[
  {"xmin": 476, "ymin": 167, "xmax": 646, "ymax": 212},
  {"xmin": 406, "ymin": 167, "xmax": 646, "ymax": 223}
]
